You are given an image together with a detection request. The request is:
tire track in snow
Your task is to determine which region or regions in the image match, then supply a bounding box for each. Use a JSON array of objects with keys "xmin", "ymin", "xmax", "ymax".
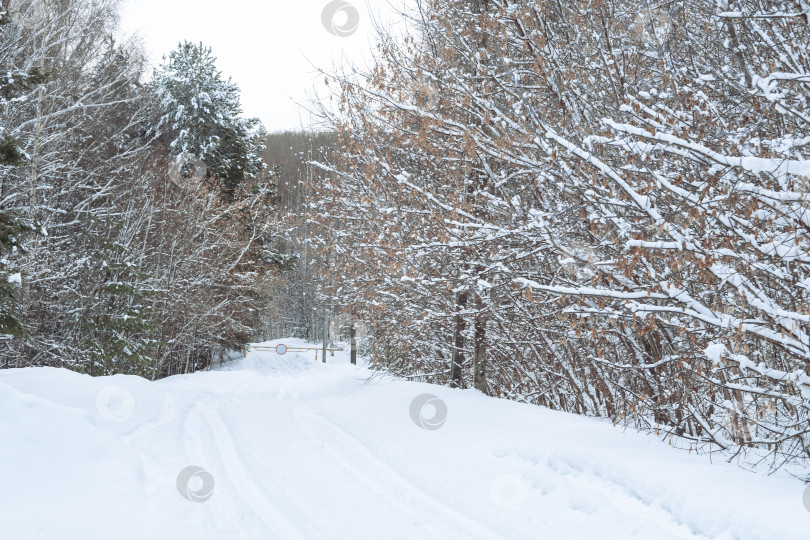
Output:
[
  {"xmin": 290, "ymin": 408, "xmax": 449, "ymax": 538},
  {"xmin": 178, "ymin": 404, "xmax": 251, "ymax": 537},
  {"xmin": 293, "ymin": 408, "xmax": 509, "ymax": 540},
  {"xmin": 197, "ymin": 403, "xmax": 310, "ymax": 540}
]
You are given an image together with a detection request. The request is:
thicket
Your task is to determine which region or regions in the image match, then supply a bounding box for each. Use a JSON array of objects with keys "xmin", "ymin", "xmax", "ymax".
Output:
[
  {"xmin": 303, "ymin": 0, "xmax": 810, "ymax": 475},
  {"xmin": 0, "ymin": 0, "xmax": 276, "ymax": 377}
]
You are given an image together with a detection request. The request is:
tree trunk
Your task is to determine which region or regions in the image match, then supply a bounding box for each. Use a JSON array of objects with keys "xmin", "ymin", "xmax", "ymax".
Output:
[
  {"xmin": 350, "ymin": 323, "xmax": 357, "ymax": 365},
  {"xmin": 18, "ymin": 85, "xmax": 46, "ymax": 369},
  {"xmin": 473, "ymin": 305, "xmax": 487, "ymax": 393},
  {"xmin": 450, "ymin": 291, "xmax": 468, "ymax": 388},
  {"xmin": 322, "ymin": 309, "xmax": 328, "ymax": 363},
  {"xmin": 184, "ymin": 344, "xmax": 192, "ymax": 374}
]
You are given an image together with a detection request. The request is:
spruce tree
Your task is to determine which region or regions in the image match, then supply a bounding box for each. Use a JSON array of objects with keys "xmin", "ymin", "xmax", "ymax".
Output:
[{"xmin": 0, "ymin": 7, "xmax": 44, "ymax": 340}]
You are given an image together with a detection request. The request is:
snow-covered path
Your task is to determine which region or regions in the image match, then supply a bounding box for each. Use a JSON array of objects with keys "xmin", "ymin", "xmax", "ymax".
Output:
[{"xmin": 1, "ymin": 339, "xmax": 807, "ymax": 539}]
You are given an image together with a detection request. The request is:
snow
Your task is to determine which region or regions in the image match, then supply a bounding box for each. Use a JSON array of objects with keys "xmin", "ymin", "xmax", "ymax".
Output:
[
  {"xmin": 602, "ymin": 119, "xmax": 810, "ymax": 180},
  {"xmin": 1, "ymin": 338, "xmax": 808, "ymax": 539},
  {"xmin": 7, "ymin": 272, "xmax": 21, "ymax": 285},
  {"xmin": 704, "ymin": 342, "xmax": 728, "ymax": 364}
]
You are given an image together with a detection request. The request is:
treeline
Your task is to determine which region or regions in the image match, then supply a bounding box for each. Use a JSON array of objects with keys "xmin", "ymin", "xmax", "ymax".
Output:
[
  {"xmin": 302, "ymin": 0, "xmax": 810, "ymax": 473},
  {"xmin": 0, "ymin": 0, "xmax": 278, "ymax": 377},
  {"xmin": 261, "ymin": 130, "xmax": 336, "ymax": 341}
]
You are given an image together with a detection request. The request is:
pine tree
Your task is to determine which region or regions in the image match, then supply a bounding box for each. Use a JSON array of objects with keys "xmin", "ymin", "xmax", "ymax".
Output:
[{"xmin": 149, "ymin": 41, "xmax": 265, "ymax": 200}]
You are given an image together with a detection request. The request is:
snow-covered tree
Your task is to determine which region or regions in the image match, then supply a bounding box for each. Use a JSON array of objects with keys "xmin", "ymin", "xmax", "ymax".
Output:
[
  {"xmin": 0, "ymin": 1, "xmax": 279, "ymax": 375},
  {"xmin": 149, "ymin": 41, "xmax": 265, "ymax": 200},
  {"xmin": 0, "ymin": 6, "xmax": 45, "ymax": 342},
  {"xmin": 313, "ymin": 0, "xmax": 810, "ymax": 474},
  {"xmin": 1, "ymin": 0, "xmax": 157, "ymax": 370}
]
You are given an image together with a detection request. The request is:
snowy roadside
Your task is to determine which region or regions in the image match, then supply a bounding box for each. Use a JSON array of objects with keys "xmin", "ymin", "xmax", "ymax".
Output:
[{"xmin": 0, "ymin": 338, "xmax": 807, "ymax": 539}]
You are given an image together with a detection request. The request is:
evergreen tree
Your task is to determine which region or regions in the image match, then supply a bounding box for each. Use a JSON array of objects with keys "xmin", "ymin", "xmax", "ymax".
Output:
[
  {"xmin": 149, "ymin": 41, "xmax": 265, "ymax": 200},
  {"xmin": 0, "ymin": 7, "xmax": 44, "ymax": 340}
]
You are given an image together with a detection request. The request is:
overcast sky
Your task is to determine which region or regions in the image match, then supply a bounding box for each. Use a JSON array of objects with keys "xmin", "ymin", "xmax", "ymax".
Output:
[{"xmin": 120, "ymin": 0, "xmax": 408, "ymax": 132}]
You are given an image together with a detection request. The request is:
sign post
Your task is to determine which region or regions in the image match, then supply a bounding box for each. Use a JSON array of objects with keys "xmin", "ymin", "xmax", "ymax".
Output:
[{"xmin": 322, "ymin": 310, "xmax": 329, "ymax": 363}]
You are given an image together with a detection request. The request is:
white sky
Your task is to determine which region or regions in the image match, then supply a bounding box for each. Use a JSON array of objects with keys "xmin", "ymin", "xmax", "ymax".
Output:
[{"xmin": 119, "ymin": 0, "xmax": 409, "ymax": 132}]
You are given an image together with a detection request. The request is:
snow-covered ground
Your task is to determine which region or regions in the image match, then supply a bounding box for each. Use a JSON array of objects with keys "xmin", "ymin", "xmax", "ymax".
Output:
[{"xmin": 1, "ymin": 338, "xmax": 807, "ymax": 539}]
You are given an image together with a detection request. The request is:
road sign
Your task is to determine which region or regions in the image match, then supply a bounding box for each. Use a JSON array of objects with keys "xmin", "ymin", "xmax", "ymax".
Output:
[{"xmin": 276, "ymin": 344, "xmax": 287, "ymax": 355}]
